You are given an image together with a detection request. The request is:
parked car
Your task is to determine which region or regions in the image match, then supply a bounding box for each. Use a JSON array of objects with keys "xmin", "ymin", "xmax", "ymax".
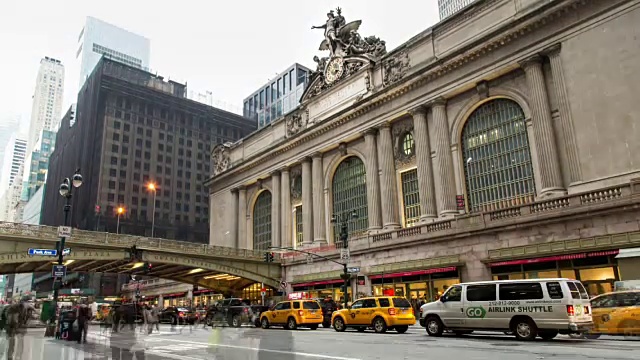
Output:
[{"xmin": 206, "ymin": 298, "xmax": 254, "ymax": 327}]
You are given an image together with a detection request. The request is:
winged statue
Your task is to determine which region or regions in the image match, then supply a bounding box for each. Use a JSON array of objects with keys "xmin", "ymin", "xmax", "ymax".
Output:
[{"xmin": 312, "ymin": 8, "xmax": 386, "ymax": 59}]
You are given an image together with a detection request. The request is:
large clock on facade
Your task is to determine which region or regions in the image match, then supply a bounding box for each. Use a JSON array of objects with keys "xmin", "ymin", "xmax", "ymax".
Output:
[{"xmin": 324, "ymin": 57, "xmax": 345, "ymax": 85}]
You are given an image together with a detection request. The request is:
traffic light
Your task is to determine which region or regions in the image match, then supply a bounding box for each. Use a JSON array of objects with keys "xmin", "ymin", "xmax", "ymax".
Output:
[
  {"xmin": 340, "ymin": 224, "xmax": 348, "ymax": 248},
  {"xmin": 263, "ymin": 252, "xmax": 275, "ymax": 263},
  {"xmin": 143, "ymin": 262, "xmax": 152, "ymax": 274}
]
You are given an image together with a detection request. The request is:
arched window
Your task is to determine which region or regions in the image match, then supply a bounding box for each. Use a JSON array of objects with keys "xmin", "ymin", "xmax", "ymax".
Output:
[
  {"xmin": 332, "ymin": 156, "xmax": 368, "ymax": 245},
  {"xmin": 461, "ymin": 99, "xmax": 536, "ymax": 212},
  {"xmin": 252, "ymin": 190, "xmax": 272, "ymax": 250}
]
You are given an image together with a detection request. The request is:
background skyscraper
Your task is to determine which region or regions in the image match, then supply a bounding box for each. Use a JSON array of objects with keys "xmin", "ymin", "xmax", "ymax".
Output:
[
  {"xmin": 76, "ymin": 16, "xmax": 150, "ymax": 88},
  {"xmin": 27, "ymin": 57, "xmax": 65, "ymax": 151},
  {"xmin": 438, "ymin": 0, "xmax": 477, "ymax": 19}
]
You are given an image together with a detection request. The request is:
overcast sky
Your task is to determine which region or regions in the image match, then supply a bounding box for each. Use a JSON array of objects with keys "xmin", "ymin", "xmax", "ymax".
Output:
[{"xmin": 0, "ymin": 1, "xmax": 439, "ymax": 134}]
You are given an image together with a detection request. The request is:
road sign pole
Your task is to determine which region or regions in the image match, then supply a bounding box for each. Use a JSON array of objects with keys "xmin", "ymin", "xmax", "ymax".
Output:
[
  {"xmin": 48, "ymin": 195, "xmax": 72, "ymax": 337},
  {"xmin": 261, "ymin": 282, "xmax": 265, "ymax": 305}
]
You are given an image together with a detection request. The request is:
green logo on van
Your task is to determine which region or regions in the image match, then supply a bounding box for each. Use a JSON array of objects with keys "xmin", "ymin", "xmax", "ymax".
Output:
[{"xmin": 466, "ymin": 307, "xmax": 487, "ymax": 318}]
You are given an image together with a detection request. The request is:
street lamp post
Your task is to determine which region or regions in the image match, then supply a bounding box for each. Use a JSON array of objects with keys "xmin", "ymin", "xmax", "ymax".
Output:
[
  {"xmin": 116, "ymin": 207, "xmax": 125, "ymax": 234},
  {"xmin": 331, "ymin": 210, "xmax": 358, "ymax": 307},
  {"xmin": 147, "ymin": 183, "xmax": 157, "ymax": 238},
  {"xmin": 48, "ymin": 169, "xmax": 83, "ymax": 336}
]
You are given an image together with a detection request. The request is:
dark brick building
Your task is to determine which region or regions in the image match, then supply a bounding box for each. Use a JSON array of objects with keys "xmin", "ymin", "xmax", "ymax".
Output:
[{"xmin": 43, "ymin": 57, "xmax": 256, "ymax": 243}]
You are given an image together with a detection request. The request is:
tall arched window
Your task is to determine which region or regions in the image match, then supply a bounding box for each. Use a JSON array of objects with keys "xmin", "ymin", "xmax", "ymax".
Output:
[
  {"xmin": 253, "ymin": 190, "xmax": 272, "ymax": 250},
  {"xmin": 332, "ymin": 156, "xmax": 368, "ymax": 244},
  {"xmin": 461, "ymin": 98, "xmax": 536, "ymax": 213}
]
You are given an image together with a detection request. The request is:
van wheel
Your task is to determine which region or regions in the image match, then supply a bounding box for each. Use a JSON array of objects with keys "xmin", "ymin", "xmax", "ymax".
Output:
[
  {"xmin": 539, "ymin": 330, "xmax": 558, "ymax": 340},
  {"xmin": 512, "ymin": 317, "xmax": 538, "ymax": 341},
  {"xmin": 425, "ymin": 316, "xmax": 444, "ymax": 337},
  {"xmin": 260, "ymin": 317, "xmax": 270, "ymax": 329},
  {"xmin": 372, "ymin": 317, "xmax": 387, "ymax": 334},
  {"xmin": 333, "ymin": 317, "xmax": 346, "ymax": 332}
]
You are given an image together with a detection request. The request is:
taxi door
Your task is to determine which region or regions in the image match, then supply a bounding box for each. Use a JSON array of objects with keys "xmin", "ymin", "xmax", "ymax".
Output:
[
  {"xmin": 346, "ymin": 299, "xmax": 365, "ymax": 325},
  {"xmin": 276, "ymin": 302, "xmax": 292, "ymax": 324},
  {"xmin": 590, "ymin": 294, "xmax": 616, "ymax": 334},
  {"xmin": 358, "ymin": 299, "xmax": 378, "ymax": 325}
]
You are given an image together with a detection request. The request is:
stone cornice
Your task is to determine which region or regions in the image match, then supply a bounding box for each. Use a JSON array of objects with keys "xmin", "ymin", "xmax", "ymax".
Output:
[
  {"xmin": 210, "ymin": 0, "xmax": 585, "ymax": 186},
  {"xmin": 518, "ymin": 54, "xmax": 544, "ymax": 69},
  {"xmin": 540, "ymin": 43, "xmax": 562, "ymax": 57},
  {"xmin": 407, "ymin": 105, "xmax": 428, "ymax": 117}
]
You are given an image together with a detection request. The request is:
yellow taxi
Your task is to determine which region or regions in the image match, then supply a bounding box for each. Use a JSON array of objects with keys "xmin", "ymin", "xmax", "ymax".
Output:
[
  {"xmin": 586, "ymin": 290, "xmax": 640, "ymax": 338},
  {"xmin": 331, "ymin": 296, "xmax": 415, "ymax": 333},
  {"xmin": 260, "ymin": 300, "xmax": 323, "ymax": 330}
]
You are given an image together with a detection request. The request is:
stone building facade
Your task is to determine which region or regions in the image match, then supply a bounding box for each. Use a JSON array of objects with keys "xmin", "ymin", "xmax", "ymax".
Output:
[{"xmin": 208, "ymin": 0, "xmax": 640, "ymax": 301}]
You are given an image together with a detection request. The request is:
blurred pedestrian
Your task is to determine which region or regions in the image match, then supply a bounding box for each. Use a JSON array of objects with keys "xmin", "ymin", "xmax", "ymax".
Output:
[
  {"xmin": 76, "ymin": 299, "xmax": 91, "ymax": 344},
  {"xmin": 4, "ymin": 297, "xmax": 31, "ymax": 360}
]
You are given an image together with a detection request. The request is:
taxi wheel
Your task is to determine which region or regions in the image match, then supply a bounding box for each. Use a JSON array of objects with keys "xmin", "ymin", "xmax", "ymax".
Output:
[
  {"xmin": 333, "ymin": 317, "xmax": 346, "ymax": 332},
  {"xmin": 584, "ymin": 332, "xmax": 601, "ymax": 339},
  {"xmin": 512, "ymin": 317, "xmax": 538, "ymax": 341},
  {"xmin": 309, "ymin": 324, "xmax": 318, "ymax": 330},
  {"xmin": 372, "ymin": 317, "xmax": 388, "ymax": 334},
  {"xmin": 260, "ymin": 317, "xmax": 270, "ymax": 329},
  {"xmin": 396, "ymin": 325, "xmax": 409, "ymax": 334},
  {"xmin": 425, "ymin": 316, "xmax": 444, "ymax": 337},
  {"xmin": 287, "ymin": 317, "xmax": 298, "ymax": 330}
]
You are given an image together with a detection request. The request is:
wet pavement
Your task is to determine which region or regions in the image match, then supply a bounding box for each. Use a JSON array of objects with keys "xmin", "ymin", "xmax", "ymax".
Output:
[{"xmin": 0, "ymin": 324, "xmax": 638, "ymax": 360}]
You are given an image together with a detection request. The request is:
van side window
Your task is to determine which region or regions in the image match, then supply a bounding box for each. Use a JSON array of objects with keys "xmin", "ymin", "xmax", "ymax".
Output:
[
  {"xmin": 466, "ymin": 284, "xmax": 496, "ymax": 301},
  {"xmin": 546, "ymin": 282, "xmax": 564, "ymax": 299},
  {"xmin": 443, "ymin": 285, "xmax": 462, "ymax": 302},
  {"xmin": 566, "ymin": 282, "xmax": 590, "ymax": 299},
  {"xmin": 377, "ymin": 298, "xmax": 390, "ymax": 307},
  {"xmin": 499, "ymin": 283, "xmax": 544, "ymax": 300}
]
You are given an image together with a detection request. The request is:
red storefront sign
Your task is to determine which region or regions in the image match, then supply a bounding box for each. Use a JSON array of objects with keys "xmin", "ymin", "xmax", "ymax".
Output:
[
  {"xmin": 490, "ymin": 250, "xmax": 619, "ymax": 267},
  {"xmin": 382, "ymin": 288, "xmax": 395, "ymax": 296},
  {"xmin": 368, "ymin": 266, "xmax": 458, "ymax": 280}
]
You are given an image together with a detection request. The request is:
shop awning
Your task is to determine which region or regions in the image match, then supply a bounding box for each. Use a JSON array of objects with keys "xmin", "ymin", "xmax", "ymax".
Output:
[
  {"xmin": 489, "ymin": 250, "xmax": 619, "ymax": 267},
  {"xmin": 368, "ymin": 266, "xmax": 458, "ymax": 280},
  {"xmin": 292, "ymin": 279, "xmax": 344, "ymax": 288},
  {"xmin": 615, "ymin": 247, "xmax": 640, "ymax": 259}
]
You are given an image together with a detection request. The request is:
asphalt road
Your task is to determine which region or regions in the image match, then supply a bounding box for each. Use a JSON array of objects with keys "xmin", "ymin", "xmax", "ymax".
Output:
[{"xmin": 1, "ymin": 324, "xmax": 638, "ymax": 360}]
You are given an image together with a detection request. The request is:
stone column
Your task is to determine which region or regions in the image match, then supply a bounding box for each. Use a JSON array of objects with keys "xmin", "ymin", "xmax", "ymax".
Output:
[
  {"xmin": 280, "ymin": 167, "xmax": 292, "ymax": 248},
  {"xmin": 543, "ymin": 44, "xmax": 582, "ymax": 184},
  {"xmin": 363, "ymin": 129, "xmax": 382, "ymax": 230},
  {"xmin": 301, "ymin": 157, "xmax": 313, "ymax": 245},
  {"xmin": 409, "ymin": 105, "xmax": 438, "ymax": 221},
  {"xmin": 312, "ymin": 153, "xmax": 327, "ymax": 244},
  {"xmin": 520, "ymin": 55, "xmax": 565, "ymax": 195},
  {"xmin": 237, "ymin": 186, "xmax": 247, "ymax": 249},
  {"xmin": 376, "ymin": 124, "xmax": 400, "ymax": 229},
  {"xmin": 230, "ymin": 188, "xmax": 239, "ymax": 248},
  {"xmin": 271, "ymin": 170, "xmax": 281, "ymax": 248},
  {"xmin": 431, "ymin": 98, "xmax": 458, "ymax": 216}
]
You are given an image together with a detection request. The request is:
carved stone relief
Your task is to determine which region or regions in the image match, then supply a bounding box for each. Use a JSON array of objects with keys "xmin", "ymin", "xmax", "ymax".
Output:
[
  {"xmin": 286, "ymin": 112, "xmax": 307, "ymax": 137},
  {"xmin": 392, "ymin": 119, "xmax": 415, "ymax": 168},
  {"xmin": 383, "ymin": 50, "xmax": 411, "ymax": 87},
  {"xmin": 211, "ymin": 143, "xmax": 231, "ymax": 176}
]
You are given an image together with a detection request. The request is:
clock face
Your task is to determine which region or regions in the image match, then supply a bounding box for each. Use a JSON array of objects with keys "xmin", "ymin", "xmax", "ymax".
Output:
[{"xmin": 324, "ymin": 57, "xmax": 344, "ymax": 84}]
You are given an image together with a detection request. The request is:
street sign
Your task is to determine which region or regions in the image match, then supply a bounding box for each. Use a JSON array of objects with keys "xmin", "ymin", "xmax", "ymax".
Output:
[
  {"xmin": 52, "ymin": 265, "xmax": 66, "ymax": 278},
  {"xmin": 340, "ymin": 249, "xmax": 350, "ymax": 260},
  {"xmin": 62, "ymin": 248, "xmax": 71, "ymax": 256},
  {"xmin": 279, "ymin": 281, "xmax": 287, "ymax": 289},
  {"xmin": 260, "ymin": 291, "xmax": 266, "ymax": 296},
  {"xmin": 57, "ymin": 226, "xmax": 72, "ymax": 238},
  {"xmin": 347, "ymin": 267, "xmax": 360, "ymax": 274},
  {"xmin": 28, "ymin": 248, "xmax": 57, "ymax": 256}
]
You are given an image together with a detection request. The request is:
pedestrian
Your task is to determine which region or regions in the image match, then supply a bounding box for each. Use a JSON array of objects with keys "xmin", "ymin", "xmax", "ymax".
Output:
[
  {"xmin": 76, "ymin": 299, "xmax": 91, "ymax": 344},
  {"xmin": 151, "ymin": 304, "xmax": 160, "ymax": 332},
  {"xmin": 4, "ymin": 297, "xmax": 31, "ymax": 360},
  {"xmin": 110, "ymin": 304, "xmax": 146, "ymax": 360}
]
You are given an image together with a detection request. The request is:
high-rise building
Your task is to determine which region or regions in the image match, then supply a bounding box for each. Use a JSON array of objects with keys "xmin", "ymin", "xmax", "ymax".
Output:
[
  {"xmin": 27, "ymin": 57, "xmax": 64, "ymax": 150},
  {"xmin": 0, "ymin": 134, "xmax": 27, "ymax": 195},
  {"xmin": 25, "ymin": 127, "xmax": 58, "ymax": 200},
  {"xmin": 0, "ymin": 163, "xmax": 25, "ymax": 222},
  {"xmin": 438, "ymin": 0, "xmax": 477, "ymax": 19},
  {"xmin": 42, "ymin": 57, "xmax": 256, "ymax": 244},
  {"xmin": 0, "ymin": 116, "xmax": 21, "ymax": 169},
  {"xmin": 243, "ymin": 63, "xmax": 312, "ymax": 129},
  {"xmin": 77, "ymin": 16, "xmax": 150, "ymax": 88}
]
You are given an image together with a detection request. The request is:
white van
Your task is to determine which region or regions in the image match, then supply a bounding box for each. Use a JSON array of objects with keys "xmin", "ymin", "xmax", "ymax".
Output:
[{"xmin": 419, "ymin": 278, "xmax": 593, "ymax": 340}]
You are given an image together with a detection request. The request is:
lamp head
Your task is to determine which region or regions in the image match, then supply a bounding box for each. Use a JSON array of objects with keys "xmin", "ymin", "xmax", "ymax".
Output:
[
  {"xmin": 72, "ymin": 171, "xmax": 83, "ymax": 188},
  {"xmin": 117, "ymin": 207, "xmax": 125, "ymax": 215},
  {"xmin": 59, "ymin": 179, "xmax": 70, "ymax": 197}
]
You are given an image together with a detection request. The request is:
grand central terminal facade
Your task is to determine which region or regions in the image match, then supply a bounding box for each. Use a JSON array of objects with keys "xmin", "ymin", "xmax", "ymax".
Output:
[{"xmin": 208, "ymin": 0, "xmax": 640, "ymax": 302}]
